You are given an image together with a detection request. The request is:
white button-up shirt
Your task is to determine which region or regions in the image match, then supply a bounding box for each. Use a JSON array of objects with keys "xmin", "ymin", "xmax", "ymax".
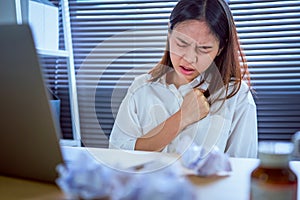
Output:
[{"xmin": 109, "ymin": 73, "xmax": 258, "ymax": 158}]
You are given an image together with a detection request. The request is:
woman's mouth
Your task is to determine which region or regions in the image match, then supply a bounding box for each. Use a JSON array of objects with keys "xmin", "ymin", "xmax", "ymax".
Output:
[{"xmin": 179, "ymin": 65, "xmax": 195, "ymax": 75}]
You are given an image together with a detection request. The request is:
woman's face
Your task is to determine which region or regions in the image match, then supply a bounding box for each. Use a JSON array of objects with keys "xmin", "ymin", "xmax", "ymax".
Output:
[{"xmin": 168, "ymin": 20, "xmax": 221, "ymax": 86}]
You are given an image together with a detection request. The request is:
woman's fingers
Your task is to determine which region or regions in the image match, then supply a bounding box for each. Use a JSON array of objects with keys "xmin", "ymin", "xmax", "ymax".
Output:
[{"xmin": 194, "ymin": 88, "xmax": 210, "ymax": 116}]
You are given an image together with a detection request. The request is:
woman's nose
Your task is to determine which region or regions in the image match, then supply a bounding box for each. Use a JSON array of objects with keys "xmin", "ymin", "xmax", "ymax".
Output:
[{"xmin": 184, "ymin": 46, "xmax": 198, "ymax": 64}]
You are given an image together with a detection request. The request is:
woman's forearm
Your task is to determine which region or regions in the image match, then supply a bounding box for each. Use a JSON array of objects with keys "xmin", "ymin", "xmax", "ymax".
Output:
[{"xmin": 134, "ymin": 110, "xmax": 185, "ymax": 151}]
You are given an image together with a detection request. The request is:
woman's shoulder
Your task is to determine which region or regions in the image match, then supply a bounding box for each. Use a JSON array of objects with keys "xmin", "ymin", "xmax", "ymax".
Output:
[
  {"xmin": 228, "ymin": 79, "xmax": 251, "ymax": 94},
  {"xmin": 134, "ymin": 73, "xmax": 152, "ymax": 83},
  {"xmin": 232, "ymin": 80, "xmax": 256, "ymax": 106},
  {"xmin": 239, "ymin": 80, "xmax": 251, "ymax": 93},
  {"xmin": 127, "ymin": 73, "xmax": 152, "ymax": 93}
]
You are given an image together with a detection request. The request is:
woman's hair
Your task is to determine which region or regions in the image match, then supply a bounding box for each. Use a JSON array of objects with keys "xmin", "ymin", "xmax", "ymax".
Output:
[{"xmin": 149, "ymin": 0, "xmax": 250, "ymax": 100}]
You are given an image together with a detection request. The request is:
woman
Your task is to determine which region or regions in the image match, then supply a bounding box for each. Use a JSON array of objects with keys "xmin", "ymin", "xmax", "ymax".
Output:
[{"xmin": 109, "ymin": 0, "xmax": 257, "ymax": 158}]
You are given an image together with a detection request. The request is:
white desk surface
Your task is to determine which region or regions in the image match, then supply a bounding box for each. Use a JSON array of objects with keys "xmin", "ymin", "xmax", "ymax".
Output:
[{"xmin": 1, "ymin": 147, "xmax": 299, "ymax": 200}]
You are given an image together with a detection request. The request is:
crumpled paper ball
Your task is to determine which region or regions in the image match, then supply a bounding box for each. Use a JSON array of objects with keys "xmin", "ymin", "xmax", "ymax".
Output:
[
  {"xmin": 116, "ymin": 164, "xmax": 197, "ymax": 200},
  {"xmin": 56, "ymin": 150, "xmax": 198, "ymax": 200},
  {"xmin": 56, "ymin": 151, "xmax": 123, "ymax": 199},
  {"xmin": 179, "ymin": 143, "xmax": 232, "ymax": 177}
]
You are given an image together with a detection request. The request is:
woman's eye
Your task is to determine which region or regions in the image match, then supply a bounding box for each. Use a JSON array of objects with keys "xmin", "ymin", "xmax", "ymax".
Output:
[
  {"xmin": 198, "ymin": 47, "xmax": 210, "ymax": 53},
  {"xmin": 177, "ymin": 42, "xmax": 187, "ymax": 47}
]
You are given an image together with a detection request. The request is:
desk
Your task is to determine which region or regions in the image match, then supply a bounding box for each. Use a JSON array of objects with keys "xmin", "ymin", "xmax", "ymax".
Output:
[
  {"xmin": 1, "ymin": 147, "xmax": 299, "ymax": 200},
  {"xmin": 0, "ymin": 176, "xmax": 63, "ymax": 200}
]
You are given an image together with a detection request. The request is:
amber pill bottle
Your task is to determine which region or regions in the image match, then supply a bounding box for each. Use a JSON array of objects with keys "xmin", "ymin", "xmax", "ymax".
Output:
[{"xmin": 250, "ymin": 141, "xmax": 297, "ymax": 200}]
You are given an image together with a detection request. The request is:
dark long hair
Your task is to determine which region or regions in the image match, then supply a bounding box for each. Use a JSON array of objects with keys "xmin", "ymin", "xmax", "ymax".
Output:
[{"xmin": 149, "ymin": 0, "xmax": 250, "ymax": 100}]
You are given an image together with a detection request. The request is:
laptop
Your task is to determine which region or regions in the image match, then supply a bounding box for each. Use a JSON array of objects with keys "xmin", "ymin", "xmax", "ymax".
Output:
[{"xmin": 0, "ymin": 24, "xmax": 64, "ymax": 183}]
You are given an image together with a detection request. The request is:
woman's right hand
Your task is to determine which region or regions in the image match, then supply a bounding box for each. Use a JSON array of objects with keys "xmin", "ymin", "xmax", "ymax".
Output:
[{"xmin": 179, "ymin": 88, "xmax": 210, "ymax": 129}]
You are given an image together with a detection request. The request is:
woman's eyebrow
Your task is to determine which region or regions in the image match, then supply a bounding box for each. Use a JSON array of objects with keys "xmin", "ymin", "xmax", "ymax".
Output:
[
  {"xmin": 176, "ymin": 36, "xmax": 214, "ymax": 49},
  {"xmin": 176, "ymin": 37, "xmax": 191, "ymax": 45},
  {"xmin": 176, "ymin": 36, "xmax": 213, "ymax": 48}
]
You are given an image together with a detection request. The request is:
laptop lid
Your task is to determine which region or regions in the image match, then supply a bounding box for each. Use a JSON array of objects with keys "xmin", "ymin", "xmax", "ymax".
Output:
[{"xmin": 0, "ymin": 24, "xmax": 64, "ymax": 183}]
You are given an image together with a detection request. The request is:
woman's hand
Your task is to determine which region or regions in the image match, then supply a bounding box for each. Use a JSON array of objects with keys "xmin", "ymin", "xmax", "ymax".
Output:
[{"xmin": 179, "ymin": 88, "xmax": 210, "ymax": 129}]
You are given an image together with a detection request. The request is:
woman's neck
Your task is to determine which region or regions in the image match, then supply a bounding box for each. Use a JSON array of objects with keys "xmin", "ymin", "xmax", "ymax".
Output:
[{"xmin": 166, "ymin": 70, "xmax": 190, "ymax": 88}]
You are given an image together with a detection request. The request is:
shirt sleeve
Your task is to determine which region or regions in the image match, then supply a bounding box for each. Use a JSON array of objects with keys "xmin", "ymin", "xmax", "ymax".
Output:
[
  {"xmin": 225, "ymin": 89, "xmax": 258, "ymax": 158},
  {"xmin": 109, "ymin": 90, "xmax": 142, "ymax": 150}
]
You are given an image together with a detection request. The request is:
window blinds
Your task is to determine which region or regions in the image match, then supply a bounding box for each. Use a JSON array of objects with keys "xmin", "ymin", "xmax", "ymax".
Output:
[
  {"xmin": 44, "ymin": 0, "xmax": 300, "ymax": 147},
  {"xmin": 68, "ymin": 0, "xmax": 177, "ymax": 147},
  {"xmin": 40, "ymin": 56, "xmax": 73, "ymax": 139},
  {"xmin": 229, "ymin": 0, "xmax": 300, "ymax": 141}
]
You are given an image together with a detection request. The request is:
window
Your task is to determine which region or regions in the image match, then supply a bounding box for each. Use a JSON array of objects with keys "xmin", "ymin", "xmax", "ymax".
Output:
[
  {"xmin": 48, "ymin": 0, "xmax": 300, "ymax": 147},
  {"xmin": 69, "ymin": 0, "xmax": 177, "ymax": 147},
  {"xmin": 230, "ymin": 0, "xmax": 300, "ymax": 140}
]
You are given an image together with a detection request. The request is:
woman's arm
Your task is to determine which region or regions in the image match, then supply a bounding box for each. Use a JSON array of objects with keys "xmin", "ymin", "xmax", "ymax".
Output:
[
  {"xmin": 135, "ymin": 88, "xmax": 210, "ymax": 151},
  {"xmin": 225, "ymin": 88, "xmax": 258, "ymax": 158},
  {"xmin": 135, "ymin": 110, "xmax": 183, "ymax": 151}
]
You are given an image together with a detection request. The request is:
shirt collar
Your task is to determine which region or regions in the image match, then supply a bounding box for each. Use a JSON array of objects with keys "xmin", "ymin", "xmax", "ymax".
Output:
[{"xmin": 155, "ymin": 71, "xmax": 210, "ymax": 95}]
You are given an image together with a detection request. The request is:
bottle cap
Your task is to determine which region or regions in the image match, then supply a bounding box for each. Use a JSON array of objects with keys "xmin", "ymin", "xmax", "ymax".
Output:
[{"xmin": 258, "ymin": 141, "xmax": 294, "ymax": 167}]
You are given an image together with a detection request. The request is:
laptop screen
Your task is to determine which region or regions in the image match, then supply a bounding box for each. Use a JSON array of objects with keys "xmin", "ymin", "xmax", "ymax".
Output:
[{"xmin": 0, "ymin": 24, "xmax": 64, "ymax": 183}]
